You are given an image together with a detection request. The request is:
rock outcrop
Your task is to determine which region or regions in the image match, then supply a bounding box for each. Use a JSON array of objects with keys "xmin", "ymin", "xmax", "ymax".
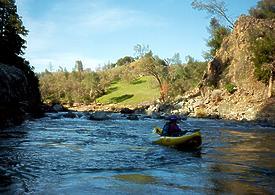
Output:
[
  {"xmin": 0, "ymin": 63, "xmax": 42, "ymax": 128},
  {"xmin": 184, "ymin": 16, "xmax": 275, "ymax": 126},
  {"xmin": 148, "ymin": 16, "xmax": 275, "ymax": 126}
]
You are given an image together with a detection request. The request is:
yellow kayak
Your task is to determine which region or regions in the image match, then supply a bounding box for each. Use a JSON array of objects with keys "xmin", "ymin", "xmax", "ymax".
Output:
[{"xmin": 153, "ymin": 127, "xmax": 202, "ymax": 150}]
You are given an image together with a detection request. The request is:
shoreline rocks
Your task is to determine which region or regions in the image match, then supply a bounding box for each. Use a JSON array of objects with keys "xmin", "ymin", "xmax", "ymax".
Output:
[{"xmin": 60, "ymin": 86, "xmax": 274, "ymax": 127}]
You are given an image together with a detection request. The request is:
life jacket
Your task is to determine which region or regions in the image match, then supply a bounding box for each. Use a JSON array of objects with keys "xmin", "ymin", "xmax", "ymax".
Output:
[{"xmin": 163, "ymin": 122, "xmax": 181, "ymax": 136}]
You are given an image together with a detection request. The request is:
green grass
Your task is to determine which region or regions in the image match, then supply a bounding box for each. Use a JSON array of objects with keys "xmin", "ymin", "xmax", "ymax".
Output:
[{"xmin": 97, "ymin": 76, "xmax": 160, "ymax": 106}]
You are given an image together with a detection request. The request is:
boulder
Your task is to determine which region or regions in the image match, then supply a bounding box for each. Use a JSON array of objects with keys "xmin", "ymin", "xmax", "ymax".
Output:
[
  {"xmin": 89, "ymin": 111, "xmax": 110, "ymax": 120},
  {"xmin": 126, "ymin": 114, "xmax": 139, "ymax": 120},
  {"xmin": 120, "ymin": 108, "xmax": 135, "ymax": 114},
  {"xmin": 146, "ymin": 104, "xmax": 160, "ymax": 115},
  {"xmin": 63, "ymin": 112, "xmax": 77, "ymax": 118},
  {"xmin": 150, "ymin": 111, "xmax": 166, "ymax": 119},
  {"xmin": 52, "ymin": 104, "xmax": 64, "ymax": 112},
  {"xmin": 0, "ymin": 63, "xmax": 41, "ymax": 128}
]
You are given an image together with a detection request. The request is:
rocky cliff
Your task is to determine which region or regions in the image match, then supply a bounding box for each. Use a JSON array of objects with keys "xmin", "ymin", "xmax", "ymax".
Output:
[
  {"xmin": 173, "ymin": 16, "xmax": 275, "ymax": 126},
  {"xmin": 0, "ymin": 63, "xmax": 42, "ymax": 128}
]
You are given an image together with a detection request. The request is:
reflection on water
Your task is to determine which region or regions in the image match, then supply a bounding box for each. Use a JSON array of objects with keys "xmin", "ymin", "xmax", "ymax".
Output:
[
  {"xmin": 114, "ymin": 174, "xmax": 157, "ymax": 184},
  {"xmin": 0, "ymin": 113, "xmax": 274, "ymax": 194}
]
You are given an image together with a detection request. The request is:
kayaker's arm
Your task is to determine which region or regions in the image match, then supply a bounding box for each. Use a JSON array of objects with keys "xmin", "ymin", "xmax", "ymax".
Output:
[{"xmin": 161, "ymin": 123, "xmax": 169, "ymax": 136}]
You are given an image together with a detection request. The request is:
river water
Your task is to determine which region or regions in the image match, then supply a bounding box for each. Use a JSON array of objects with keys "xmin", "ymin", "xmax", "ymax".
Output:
[{"xmin": 0, "ymin": 112, "xmax": 275, "ymax": 194}]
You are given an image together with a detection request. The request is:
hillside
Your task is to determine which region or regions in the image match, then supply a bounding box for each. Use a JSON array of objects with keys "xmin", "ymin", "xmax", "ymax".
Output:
[
  {"xmin": 97, "ymin": 76, "xmax": 159, "ymax": 106},
  {"xmin": 173, "ymin": 16, "xmax": 275, "ymax": 126}
]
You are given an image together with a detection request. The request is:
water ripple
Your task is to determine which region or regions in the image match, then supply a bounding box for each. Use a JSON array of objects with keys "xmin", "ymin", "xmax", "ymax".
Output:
[{"xmin": 0, "ymin": 113, "xmax": 274, "ymax": 194}]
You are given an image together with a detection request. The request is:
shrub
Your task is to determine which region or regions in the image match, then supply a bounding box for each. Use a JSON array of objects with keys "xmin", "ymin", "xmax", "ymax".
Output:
[
  {"xmin": 249, "ymin": 0, "xmax": 275, "ymax": 19},
  {"xmin": 250, "ymin": 30, "xmax": 275, "ymax": 84},
  {"xmin": 224, "ymin": 83, "xmax": 237, "ymax": 94}
]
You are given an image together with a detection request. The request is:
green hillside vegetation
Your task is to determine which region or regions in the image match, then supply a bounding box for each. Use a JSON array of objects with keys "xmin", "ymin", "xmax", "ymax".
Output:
[
  {"xmin": 38, "ymin": 53, "xmax": 207, "ymax": 107},
  {"xmin": 97, "ymin": 76, "xmax": 159, "ymax": 105}
]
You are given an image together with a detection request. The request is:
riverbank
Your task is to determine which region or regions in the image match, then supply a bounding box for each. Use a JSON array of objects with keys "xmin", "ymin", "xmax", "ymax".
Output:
[{"xmin": 63, "ymin": 88, "xmax": 275, "ymax": 127}]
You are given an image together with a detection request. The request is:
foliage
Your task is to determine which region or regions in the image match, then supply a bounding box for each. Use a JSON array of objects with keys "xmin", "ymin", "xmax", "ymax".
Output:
[
  {"xmin": 204, "ymin": 18, "xmax": 231, "ymax": 60},
  {"xmin": 168, "ymin": 59, "xmax": 208, "ymax": 97},
  {"xmin": 116, "ymin": 56, "xmax": 135, "ymax": 67},
  {"xmin": 75, "ymin": 60, "xmax": 83, "ymax": 72},
  {"xmin": 0, "ymin": 0, "xmax": 28, "ymax": 65},
  {"xmin": 191, "ymin": 0, "xmax": 234, "ymax": 29},
  {"xmin": 250, "ymin": 29, "xmax": 275, "ymax": 84},
  {"xmin": 39, "ymin": 45, "xmax": 209, "ymax": 105},
  {"xmin": 133, "ymin": 44, "xmax": 150, "ymax": 59},
  {"xmin": 249, "ymin": 0, "xmax": 275, "ymax": 19},
  {"xmin": 0, "ymin": 0, "xmax": 41, "ymax": 110},
  {"xmin": 224, "ymin": 83, "xmax": 237, "ymax": 94},
  {"xmin": 166, "ymin": 53, "xmax": 182, "ymax": 65},
  {"xmin": 39, "ymin": 70, "xmax": 106, "ymax": 104},
  {"xmin": 136, "ymin": 51, "xmax": 169, "ymax": 101}
]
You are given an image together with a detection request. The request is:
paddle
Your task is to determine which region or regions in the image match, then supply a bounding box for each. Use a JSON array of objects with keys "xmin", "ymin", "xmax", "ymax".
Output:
[{"xmin": 153, "ymin": 127, "xmax": 163, "ymax": 135}]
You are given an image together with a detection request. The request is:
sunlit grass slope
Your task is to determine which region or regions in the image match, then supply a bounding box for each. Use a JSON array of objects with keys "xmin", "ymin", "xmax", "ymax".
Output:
[{"xmin": 97, "ymin": 76, "xmax": 159, "ymax": 106}]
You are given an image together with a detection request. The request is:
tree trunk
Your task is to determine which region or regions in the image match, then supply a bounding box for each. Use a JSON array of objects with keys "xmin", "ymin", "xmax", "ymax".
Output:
[{"xmin": 268, "ymin": 71, "xmax": 273, "ymax": 98}]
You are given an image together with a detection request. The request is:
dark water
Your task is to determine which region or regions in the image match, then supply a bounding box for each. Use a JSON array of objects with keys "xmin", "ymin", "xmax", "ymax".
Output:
[{"xmin": 0, "ymin": 113, "xmax": 275, "ymax": 194}]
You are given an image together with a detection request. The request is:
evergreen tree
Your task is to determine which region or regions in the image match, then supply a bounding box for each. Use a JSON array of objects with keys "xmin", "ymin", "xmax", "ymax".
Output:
[
  {"xmin": 0, "ymin": 0, "xmax": 28, "ymax": 66},
  {"xmin": 0, "ymin": 0, "xmax": 41, "ymax": 113}
]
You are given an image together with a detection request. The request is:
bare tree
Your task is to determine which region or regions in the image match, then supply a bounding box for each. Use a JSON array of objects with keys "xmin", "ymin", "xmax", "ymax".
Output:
[
  {"xmin": 191, "ymin": 0, "xmax": 234, "ymax": 29},
  {"xmin": 133, "ymin": 44, "xmax": 150, "ymax": 59}
]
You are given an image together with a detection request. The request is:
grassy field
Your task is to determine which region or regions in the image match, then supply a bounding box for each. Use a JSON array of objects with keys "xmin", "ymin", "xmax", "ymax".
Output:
[{"xmin": 96, "ymin": 76, "xmax": 160, "ymax": 106}]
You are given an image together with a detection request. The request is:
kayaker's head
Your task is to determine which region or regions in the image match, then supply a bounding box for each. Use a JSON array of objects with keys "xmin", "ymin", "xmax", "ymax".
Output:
[{"xmin": 167, "ymin": 115, "xmax": 179, "ymax": 123}]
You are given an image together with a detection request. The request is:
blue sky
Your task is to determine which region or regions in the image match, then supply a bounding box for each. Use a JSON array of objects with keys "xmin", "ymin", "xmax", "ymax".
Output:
[{"xmin": 16, "ymin": 0, "xmax": 258, "ymax": 72}]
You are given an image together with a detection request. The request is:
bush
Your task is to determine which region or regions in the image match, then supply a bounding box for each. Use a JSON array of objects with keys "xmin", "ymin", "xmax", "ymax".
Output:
[
  {"xmin": 168, "ymin": 59, "xmax": 207, "ymax": 97},
  {"xmin": 250, "ymin": 30, "xmax": 275, "ymax": 84},
  {"xmin": 249, "ymin": 0, "xmax": 275, "ymax": 19},
  {"xmin": 204, "ymin": 18, "xmax": 231, "ymax": 60},
  {"xmin": 225, "ymin": 83, "xmax": 237, "ymax": 94}
]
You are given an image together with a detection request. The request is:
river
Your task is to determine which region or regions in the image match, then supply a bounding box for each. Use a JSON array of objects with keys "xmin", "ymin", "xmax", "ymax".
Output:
[{"xmin": 0, "ymin": 112, "xmax": 275, "ymax": 194}]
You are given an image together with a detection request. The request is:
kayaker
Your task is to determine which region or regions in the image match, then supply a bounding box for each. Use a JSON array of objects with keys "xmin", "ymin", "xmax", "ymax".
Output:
[{"xmin": 161, "ymin": 115, "xmax": 187, "ymax": 137}]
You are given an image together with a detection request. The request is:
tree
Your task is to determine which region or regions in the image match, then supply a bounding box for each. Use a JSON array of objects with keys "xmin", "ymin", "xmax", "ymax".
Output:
[
  {"xmin": 0, "ymin": 0, "xmax": 41, "ymax": 112},
  {"xmin": 0, "ymin": 0, "xmax": 28, "ymax": 65},
  {"xmin": 133, "ymin": 44, "xmax": 150, "ymax": 59},
  {"xmin": 249, "ymin": 0, "xmax": 275, "ymax": 19},
  {"xmin": 75, "ymin": 60, "xmax": 84, "ymax": 72},
  {"xmin": 166, "ymin": 53, "xmax": 182, "ymax": 65},
  {"xmin": 168, "ymin": 58, "xmax": 207, "ymax": 97},
  {"xmin": 204, "ymin": 17, "xmax": 231, "ymax": 60},
  {"xmin": 84, "ymin": 72, "xmax": 104, "ymax": 102},
  {"xmin": 250, "ymin": 30, "xmax": 275, "ymax": 97},
  {"xmin": 138, "ymin": 52, "xmax": 169, "ymax": 101},
  {"xmin": 116, "ymin": 56, "xmax": 135, "ymax": 67},
  {"xmin": 191, "ymin": 0, "xmax": 234, "ymax": 29}
]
